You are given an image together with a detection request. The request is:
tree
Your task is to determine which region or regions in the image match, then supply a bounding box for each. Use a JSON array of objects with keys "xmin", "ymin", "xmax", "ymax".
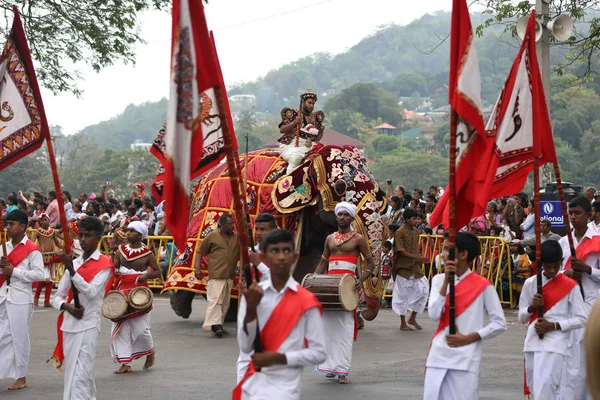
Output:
[
  {"xmin": 9, "ymin": 0, "xmax": 171, "ymax": 95},
  {"xmin": 372, "ymin": 135, "xmax": 399, "ymax": 153},
  {"xmin": 369, "ymin": 151, "xmax": 448, "ymax": 190},
  {"xmin": 390, "ymin": 71, "xmax": 429, "ymax": 97}
]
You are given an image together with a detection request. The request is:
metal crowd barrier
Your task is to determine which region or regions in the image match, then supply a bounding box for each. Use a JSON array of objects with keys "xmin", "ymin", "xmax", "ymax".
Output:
[{"xmin": 382, "ymin": 235, "xmax": 515, "ymax": 307}]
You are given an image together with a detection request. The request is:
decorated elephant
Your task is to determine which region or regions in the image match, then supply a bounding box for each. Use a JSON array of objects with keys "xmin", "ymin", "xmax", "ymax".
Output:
[{"xmin": 162, "ymin": 144, "xmax": 387, "ymax": 319}]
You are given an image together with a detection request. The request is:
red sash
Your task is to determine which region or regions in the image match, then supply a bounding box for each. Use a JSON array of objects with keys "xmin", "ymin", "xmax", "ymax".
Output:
[
  {"xmin": 0, "ymin": 240, "xmax": 39, "ymax": 287},
  {"xmin": 433, "ymin": 272, "xmax": 491, "ymax": 338},
  {"xmin": 528, "ymin": 273, "xmax": 577, "ymax": 325},
  {"xmin": 564, "ymin": 235, "xmax": 600, "ymax": 270},
  {"xmin": 49, "ymin": 255, "xmax": 114, "ymax": 369},
  {"xmin": 232, "ymin": 285, "xmax": 322, "ymax": 400}
]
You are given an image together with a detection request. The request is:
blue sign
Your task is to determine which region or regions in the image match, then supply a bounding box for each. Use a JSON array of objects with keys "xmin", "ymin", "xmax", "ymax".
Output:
[{"xmin": 540, "ymin": 200, "xmax": 564, "ymax": 228}]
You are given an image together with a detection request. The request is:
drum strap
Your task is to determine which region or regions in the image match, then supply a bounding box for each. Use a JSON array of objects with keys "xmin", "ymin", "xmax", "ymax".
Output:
[
  {"xmin": 49, "ymin": 255, "xmax": 114, "ymax": 370},
  {"xmin": 232, "ymin": 285, "xmax": 322, "ymax": 400}
]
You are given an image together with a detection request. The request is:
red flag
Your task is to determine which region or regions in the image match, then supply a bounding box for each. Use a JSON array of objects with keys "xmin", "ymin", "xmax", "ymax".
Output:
[
  {"xmin": 0, "ymin": 8, "xmax": 50, "ymax": 170},
  {"xmin": 428, "ymin": 0, "xmax": 488, "ymax": 230},
  {"xmin": 478, "ymin": 12, "xmax": 556, "ymax": 201},
  {"xmin": 160, "ymin": 0, "xmax": 238, "ymax": 249}
]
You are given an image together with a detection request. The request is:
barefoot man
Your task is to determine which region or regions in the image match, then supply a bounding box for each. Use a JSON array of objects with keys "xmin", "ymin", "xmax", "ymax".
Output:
[
  {"xmin": 111, "ymin": 221, "xmax": 160, "ymax": 374},
  {"xmin": 314, "ymin": 201, "xmax": 376, "ymax": 384},
  {"xmin": 0, "ymin": 210, "xmax": 45, "ymax": 390},
  {"xmin": 31, "ymin": 214, "xmax": 63, "ymax": 307}
]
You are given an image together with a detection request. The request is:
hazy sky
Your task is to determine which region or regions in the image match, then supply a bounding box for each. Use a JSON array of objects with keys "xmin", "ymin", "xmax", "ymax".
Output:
[{"xmin": 42, "ymin": 0, "xmax": 462, "ymax": 135}]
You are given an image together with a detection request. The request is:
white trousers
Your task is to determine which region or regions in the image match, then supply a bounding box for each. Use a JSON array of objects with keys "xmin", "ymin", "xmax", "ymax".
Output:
[
  {"xmin": 203, "ymin": 279, "xmax": 232, "ymax": 330},
  {"xmin": 110, "ymin": 313, "xmax": 154, "ymax": 364},
  {"xmin": 423, "ymin": 367, "xmax": 478, "ymax": 400},
  {"xmin": 63, "ymin": 328, "xmax": 99, "ymax": 400},
  {"xmin": 560, "ymin": 328, "xmax": 587, "ymax": 400},
  {"xmin": 0, "ymin": 301, "xmax": 32, "ymax": 379},
  {"xmin": 525, "ymin": 351, "xmax": 564, "ymax": 400},
  {"xmin": 279, "ymin": 140, "xmax": 313, "ymax": 174},
  {"xmin": 392, "ymin": 276, "xmax": 429, "ymax": 316},
  {"xmin": 316, "ymin": 311, "xmax": 353, "ymax": 376}
]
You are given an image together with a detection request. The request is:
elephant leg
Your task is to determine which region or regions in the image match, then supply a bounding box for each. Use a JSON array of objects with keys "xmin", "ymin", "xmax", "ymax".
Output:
[{"xmin": 170, "ymin": 290, "xmax": 195, "ymax": 319}]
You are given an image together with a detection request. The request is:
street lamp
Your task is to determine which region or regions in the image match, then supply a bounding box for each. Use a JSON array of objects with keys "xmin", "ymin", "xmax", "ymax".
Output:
[{"xmin": 516, "ymin": 3, "xmax": 573, "ymax": 185}]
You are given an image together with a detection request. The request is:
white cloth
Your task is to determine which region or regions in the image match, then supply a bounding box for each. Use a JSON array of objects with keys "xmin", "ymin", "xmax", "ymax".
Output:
[
  {"xmin": 0, "ymin": 236, "xmax": 45, "ymax": 305},
  {"xmin": 518, "ymin": 274, "xmax": 586, "ymax": 355},
  {"xmin": 237, "ymin": 276, "xmax": 326, "ymax": 400},
  {"xmin": 392, "ymin": 275, "xmax": 429, "ymax": 316},
  {"xmin": 558, "ymin": 227, "xmax": 600, "ymax": 399},
  {"xmin": 334, "ymin": 201, "xmax": 357, "ymax": 218},
  {"xmin": 524, "ymin": 351, "xmax": 564, "ymax": 400},
  {"xmin": 65, "ymin": 202, "xmax": 77, "ymax": 222},
  {"xmin": 110, "ymin": 313, "xmax": 154, "ymax": 364},
  {"xmin": 279, "ymin": 140, "xmax": 313, "ymax": 173},
  {"xmin": 0, "ymin": 302, "xmax": 33, "ymax": 379},
  {"xmin": 128, "ymin": 221, "xmax": 148, "ymax": 239},
  {"xmin": 423, "ymin": 367, "xmax": 478, "ymax": 400},
  {"xmin": 62, "ymin": 328, "xmax": 99, "ymax": 400},
  {"xmin": 51, "ymin": 250, "xmax": 112, "ymax": 333},
  {"xmin": 426, "ymin": 270, "xmax": 507, "ymax": 373},
  {"xmin": 202, "ymin": 278, "xmax": 232, "ymax": 330}
]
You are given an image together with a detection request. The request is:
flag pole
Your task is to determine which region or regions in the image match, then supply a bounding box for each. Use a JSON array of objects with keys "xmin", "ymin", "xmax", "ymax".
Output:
[
  {"xmin": 552, "ymin": 162, "xmax": 584, "ymax": 297},
  {"xmin": 45, "ymin": 135, "xmax": 80, "ymax": 307},
  {"xmin": 533, "ymin": 159, "xmax": 544, "ymax": 339},
  {"xmin": 448, "ymin": 109, "xmax": 457, "ymax": 335}
]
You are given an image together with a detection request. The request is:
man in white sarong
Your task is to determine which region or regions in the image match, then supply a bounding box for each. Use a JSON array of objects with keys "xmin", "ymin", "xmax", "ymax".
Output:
[
  {"xmin": 195, "ymin": 214, "xmax": 240, "ymax": 337},
  {"xmin": 314, "ymin": 202, "xmax": 377, "ymax": 384},
  {"xmin": 111, "ymin": 221, "xmax": 161, "ymax": 374},
  {"xmin": 0, "ymin": 210, "xmax": 44, "ymax": 391},
  {"xmin": 277, "ymin": 90, "xmax": 325, "ymax": 174},
  {"xmin": 558, "ymin": 196, "xmax": 600, "ymax": 400},
  {"xmin": 236, "ymin": 213, "xmax": 277, "ymax": 383},
  {"xmin": 392, "ymin": 207, "xmax": 430, "ymax": 331},
  {"xmin": 519, "ymin": 241, "xmax": 586, "ymax": 400},
  {"xmin": 50, "ymin": 216, "xmax": 113, "ymax": 400},
  {"xmin": 424, "ymin": 232, "xmax": 506, "ymax": 400}
]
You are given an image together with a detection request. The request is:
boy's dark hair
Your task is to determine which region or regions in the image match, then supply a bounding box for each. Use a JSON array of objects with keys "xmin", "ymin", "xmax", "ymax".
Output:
[
  {"xmin": 134, "ymin": 198, "xmax": 143, "ymax": 208},
  {"xmin": 7, "ymin": 209, "xmax": 28, "ymax": 225},
  {"xmin": 145, "ymin": 203, "xmax": 155, "ymax": 211},
  {"xmin": 593, "ymin": 202, "xmax": 600, "ymax": 213},
  {"xmin": 17, "ymin": 199, "xmax": 27, "ymax": 209},
  {"xmin": 541, "ymin": 240, "xmax": 563, "ymax": 264},
  {"xmin": 48, "ymin": 191, "xmax": 56, "ymax": 199},
  {"xmin": 403, "ymin": 194, "xmax": 412, "ymax": 204},
  {"xmin": 527, "ymin": 245, "xmax": 536, "ymax": 262},
  {"xmin": 541, "ymin": 218, "xmax": 552, "ymax": 226},
  {"xmin": 388, "ymin": 224, "xmax": 399, "ymax": 233},
  {"xmin": 261, "ymin": 229, "xmax": 294, "ymax": 252},
  {"xmin": 79, "ymin": 216, "xmax": 104, "ymax": 235},
  {"xmin": 429, "ymin": 185, "xmax": 437, "ymax": 191},
  {"xmin": 443, "ymin": 231, "xmax": 481, "ymax": 262},
  {"xmin": 568, "ymin": 196, "xmax": 592, "ymax": 213},
  {"xmin": 127, "ymin": 206, "xmax": 137, "ymax": 216},
  {"xmin": 382, "ymin": 240, "xmax": 392, "ymax": 250},
  {"xmin": 255, "ymin": 213, "xmax": 277, "ymax": 228},
  {"xmin": 417, "ymin": 212, "xmax": 426, "ymax": 220},
  {"xmin": 7, "ymin": 195, "xmax": 16, "ymax": 205},
  {"xmin": 403, "ymin": 207, "xmax": 419, "ymax": 220},
  {"xmin": 489, "ymin": 225, "xmax": 502, "ymax": 235},
  {"xmin": 413, "ymin": 188, "xmax": 423, "ymax": 196},
  {"xmin": 426, "ymin": 194, "xmax": 437, "ymax": 203},
  {"xmin": 123, "ymin": 199, "xmax": 132, "ymax": 207},
  {"xmin": 423, "ymin": 227, "xmax": 433, "ymax": 235},
  {"xmin": 390, "ymin": 195, "xmax": 402, "ymax": 206},
  {"xmin": 417, "ymin": 203, "xmax": 426, "ymax": 213}
]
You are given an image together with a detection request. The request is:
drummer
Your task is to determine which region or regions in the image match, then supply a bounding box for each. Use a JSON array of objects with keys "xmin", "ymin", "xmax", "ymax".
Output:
[
  {"xmin": 30, "ymin": 214, "xmax": 63, "ymax": 307},
  {"xmin": 111, "ymin": 221, "xmax": 161, "ymax": 374},
  {"xmin": 314, "ymin": 201, "xmax": 377, "ymax": 384}
]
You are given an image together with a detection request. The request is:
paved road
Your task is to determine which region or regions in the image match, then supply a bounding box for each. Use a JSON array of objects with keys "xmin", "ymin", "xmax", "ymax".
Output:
[{"xmin": 0, "ymin": 293, "xmax": 526, "ymax": 400}]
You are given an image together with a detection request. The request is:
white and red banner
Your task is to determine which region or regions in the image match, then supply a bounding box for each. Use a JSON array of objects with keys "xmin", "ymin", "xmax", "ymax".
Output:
[
  {"xmin": 161, "ymin": 0, "xmax": 237, "ymax": 249},
  {"xmin": 479, "ymin": 11, "xmax": 556, "ymax": 200},
  {"xmin": 0, "ymin": 7, "xmax": 50, "ymax": 169},
  {"xmin": 429, "ymin": 0, "xmax": 489, "ymax": 230}
]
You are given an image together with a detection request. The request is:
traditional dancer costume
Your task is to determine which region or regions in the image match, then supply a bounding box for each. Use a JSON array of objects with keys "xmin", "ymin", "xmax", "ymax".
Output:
[
  {"xmin": 34, "ymin": 224, "xmax": 61, "ymax": 306},
  {"xmin": 50, "ymin": 249, "xmax": 113, "ymax": 400},
  {"xmin": 424, "ymin": 270, "xmax": 507, "ymax": 400},
  {"xmin": 316, "ymin": 202, "xmax": 359, "ymax": 378},
  {"xmin": 233, "ymin": 276, "xmax": 326, "ymax": 400},
  {"xmin": 558, "ymin": 230, "xmax": 600, "ymax": 400},
  {"xmin": 518, "ymin": 273, "xmax": 586, "ymax": 399},
  {"xmin": 110, "ymin": 221, "xmax": 155, "ymax": 366},
  {"xmin": 0, "ymin": 237, "xmax": 44, "ymax": 381}
]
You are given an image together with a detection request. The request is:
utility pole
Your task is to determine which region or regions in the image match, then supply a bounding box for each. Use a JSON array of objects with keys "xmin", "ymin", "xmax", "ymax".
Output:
[{"xmin": 537, "ymin": 0, "xmax": 553, "ymax": 186}]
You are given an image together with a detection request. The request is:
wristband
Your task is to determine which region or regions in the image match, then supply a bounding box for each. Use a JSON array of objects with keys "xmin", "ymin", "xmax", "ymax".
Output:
[{"xmin": 554, "ymin": 322, "xmax": 558, "ymax": 331}]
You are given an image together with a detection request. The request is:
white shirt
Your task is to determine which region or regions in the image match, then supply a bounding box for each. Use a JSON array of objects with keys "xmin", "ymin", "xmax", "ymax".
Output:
[
  {"xmin": 237, "ymin": 276, "xmax": 326, "ymax": 400},
  {"xmin": 559, "ymin": 227, "xmax": 600, "ymax": 314},
  {"xmin": 426, "ymin": 270, "xmax": 507, "ymax": 373},
  {"xmin": 0, "ymin": 236, "xmax": 44, "ymax": 305},
  {"xmin": 518, "ymin": 274, "xmax": 586, "ymax": 355},
  {"xmin": 588, "ymin": 221, "xmax": 600, "ymax": 236},
  {"xmin": 64, "ymin": 202, "xmax": 77, "ymax": 222},
  {"xmin": 109, "ymin": 210, "xmax": 124, "ymax": 225},
  {"xmin": 252, "ymin": 245, "xmax": 270, "ymax": 282},
  {"xmin": 51, "ymin": 250, "xmax": 112, "ymax": 333}
]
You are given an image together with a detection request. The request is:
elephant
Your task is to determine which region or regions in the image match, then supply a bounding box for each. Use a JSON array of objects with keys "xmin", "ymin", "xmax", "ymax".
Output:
[{"xmin": 162, "ymin": 144, "xmax": 387, "ymax": 320}]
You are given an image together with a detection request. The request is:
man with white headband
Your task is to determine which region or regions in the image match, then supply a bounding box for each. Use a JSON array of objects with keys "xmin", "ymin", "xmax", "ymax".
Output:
[
  {"xmin": 314, "ymin": 201, "xmax": 377, "ymax": 384},
  {"xmin": 111, "ymin": 220, "xmax": 161, "ymax": 374}
]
